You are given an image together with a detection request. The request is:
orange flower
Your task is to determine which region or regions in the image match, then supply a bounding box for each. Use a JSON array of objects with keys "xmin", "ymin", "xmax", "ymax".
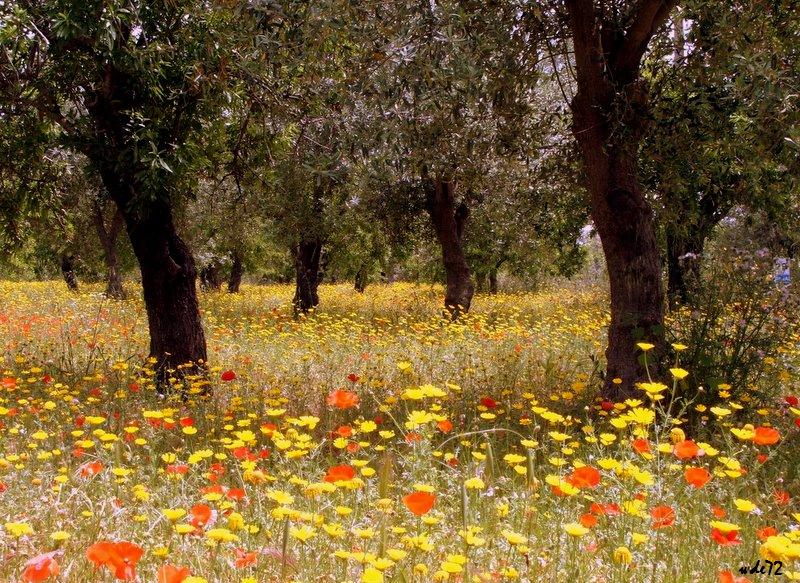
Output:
[
  {"xmin": 753, "ymin": 426, "xmax": 780, "ymax": 445},
  {"xmin": 234, "ymin": 548, "xmax": 258, "ymax": 568},
  {"xmin": 86, "ymin": 541, "xmax": 144, "ymax": 581},
  {"xmin": 403, "ymin": 491, "xmax": 436, "ymax": 516},
  {"xmin": 684, "ymin": 467, "xmax": 711, "ymax": 488},
  {"xmin": 22, "ymin": 552, "xmax": 60, "ymax": 582},
  {"xmin": 673, "ymin": 440, "xmax": 700, "ymax": 459},
  {"xmin": 711, "ymin": 528, "xmax": 741, "ymax": 546},
  {"xmin": 437, "ymin": 419, "xmax": 453, "ymax": 433},
  {"xmin": 712, "ymin": 506, "xmax": 727, "ymax": 519},
  {"xmin": 567, "ymin": 466, "xmax": 601, "ymax": 489},
  {"xmin": 190, "ymin": 504, "xmax": 213, "ymax": 528},
  {"xmin": 757, "ymin": 526, "xmax": 778, "ymax": 541},
  {"xmin": 632, "ymin": 438, "xmax": 651, "ymax": 454},
  {"xmin": 324, "ymin": 464, "xmax": 356, "ymax": 483},
  {"xmin": 774, "ymin": 490, "xmax": 791, "ymax": 505},
  {"xmin": 78, "ymin": 460, "xmax": 103, "ymax": 478},
  {"xmin": 650, "ymin": 505, "xmax": 675, "ymax": 529},
  {"xmin": 579, "ymin": 513, "xmax": 598, "ymax": 528},
  {"xmin": 719, "ymin": 570, "xmax": 752, "ymax": 583},
  {"xmin": 327, "ymin": 389, "xmax": 359, "ymax": 409},
  {"xmin": 157, "ymin": 565, "xmax": 190, "ymax": 583}
]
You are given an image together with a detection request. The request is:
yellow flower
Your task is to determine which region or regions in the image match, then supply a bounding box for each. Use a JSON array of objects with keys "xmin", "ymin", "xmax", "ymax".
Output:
[
  {"xmin": 4, "ymin": 522, "xmax": 33, "ymax": 537},
  {"xmin": 563, "ymin": 522, "xmax": 589, "ymax": 537},
  {"xmin": 669, "ymin": 368, "xmax": 689, "ymax": 380},
  {"xmin": 734, "ymin": 499, "xmax": 757, "ymax": 513},
  {"xmin": 206, "ymin": 528, "xmax": 240, "ymax": 543},
  {"xmin": 613, "ymin": 546, "xmax": 633, "ymax": 564},
  {"xmin": 464, "ymin": 477, "xmax": 485, "ymax": 490},
  {"xmin": 637, "ymin": 342, "xmax": 655, "ymax": 351},
  {"xmin": 362, "ymin": 568, "xmax": 384, "ymax": 583},
  {"xmin": 290, "ymin": 525, "xmax": 316, "ymax": 542}
]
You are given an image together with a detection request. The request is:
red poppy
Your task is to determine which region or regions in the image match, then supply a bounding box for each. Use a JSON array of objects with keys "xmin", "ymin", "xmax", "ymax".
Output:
[
  {"xmin": 774, "ymin": 490, "xmax": 791, "ymax": 505},
  {"xmin": 335, "ymin": 425, "xmax": 353, "ymax": 438},
  {"xmin": 437, "ymin": 419, "xmax": 453, "ymax": 433},
  {"xmin": 234, "ymin": 548, "xmax": 258, "ymax": 568},
  {"xmin": 712, "ymin": 506, "xmax": 727, "ymax": 519},
  {"xmin": 86, "ymin": 541, "xmax": 144, "ymax": 581},
  {"xmin": 785, "ymin": 395, "xmax": 798, "ymax": 407},
  {"xmin": 684, "ymin": 467, "xmax": 711, "ymax": 488},
  {"xmin": 480, "ymin": 397, "xmax": 497, "ymax": 409},
  {"xmin": 757, "ymin": 453, "xmax": 768, "ymax": 463},
  {"xmin": 567, "ymin": 466, "xmax": 601, "ymax": 489},
  {"xmin": 220, "ymin": 370, "xmax": 237, "ymax": 382},
  {"xmin": 190, "ymin": 504, "xmax": 213, "ymax": 528},
  {"xmin": 632, "ymin": 438, "xmax": 651, "ymax": 454},
  {"xmin": 650, "ymin": 505, "xmax": 675, "ymax": 528},
  {"xmin": 157, "ymin": 565, "xmax": 190, "ymax": 583},
  {"xmin": 719, "ymin": 570, "xmax": 752, "ymax": 583},
  {"xmin": 324, "ymin": 465, "xmax": 356, "ymax": 483},
  {"xmin": 600, "ymin": 400, "xmax": 615, "ymax": 411},
  {"xmin": 403, "ymin": 491, "xmax": 436, "ymax": 516},
  {"xmin": 673, "ymin": 440, "xmax": 701, "ymax": 459},
  {"xmin": 404, "ymin": 432, "xmax": 422, "ymax": 443},
  {"xmin": 78, "ymin": 460, "xmax": 104, "ymax": 478},
  {"xmin": 753, "ymin": 426, "xmax": 780, "ymax": 446},
  {"xmin": 711, "ymin": 528, "xmax": 741, "ymax": 546},
  {"xmin": 327, "ymin": 389, "xmax": 359, "ymax": 409},
  {"xmin": 579, "ymin": 513, "xmax": 598, "ymax": 528},
  {"xmin": 347, "ymin": 373, "xmax": 360, "ymax": 383},
  {"xmin": 757, "ymin": 526, "xmax": 778, "ymax": 541},
  {"xmin": 21, "ymin": 552, "xmax": 60, "ymax": 582},
  {"xmin": 166, "ymin": 464, "xmax": 189, "ymax": 475}
]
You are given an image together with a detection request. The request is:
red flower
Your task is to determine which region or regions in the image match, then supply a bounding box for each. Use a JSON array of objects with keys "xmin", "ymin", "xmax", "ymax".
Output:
[
  {"xmin": 324, "ymin": 465, "xmax": 356, "ymax": 483},
  {"xmin": 632, "ymin": 438, "xmax": 651, "ymax": 454},
  {"xmin": 226, "ymin": 488, "xmax": 246, "ymax": 501},
  {"xmin": 712, "ymin": 506, "xmax": 727, "ymax": 519},
  {"xmin": 785, "ymin": 395, "xmax": 798, "ymax": 407},
  {"xmin": 753, "ymin": 426, "xmax": 780, "ymax": 446},
  {"xmin": 710, "ymin": 528, "xmax": 741, "ymax": 546},
  {"xmin": 719, "ymin": 570, "xmax": 752, "ymax": 583},
  {"xmin": 220, "ymin": 370, "xmax": 237, "ymax": 382},
  {"xmin": 327, "ymin": 389, "xmax": 359, "ymax": 409},
  {"xmin": 600, "ymin": 400, "xmax": 614, "ymax": 411},
  {"xmin": 684, "ymin": 467, "xmax": 711, "ymax": 488},
  {"xmin": 437, "ymin": 419, "xmax": 453, "ymax": 433},
  {"xmin": 78, "ymin": 460, "xmax": 104, "ymax": 478},
  {"xmin": 480, "ymin": 397, "xmax": 497, "ymax": 409},
  {"xmin": 673, "ymin": 440, "xmax": 700, "ymax": 459},
  {"xmin": 567, "ymin": 466, "xmax": 601, "ymax": 489},
  {"xmin": 579, "ymin": 513, "xmax": 598, "ymax": 528},
  {"xmin": 347, "ymin": 373, "xmax": 360, "ymax": 383},
  {"xmin": 234, "ymin": 548, "xmax": 258, "ymax": 568},
  {"xmin": 22, "ymin": 552, "xmax": 60, "ymax": 582},
  {"xmin": 774, "ymin": 490, "xmax": 791, "ymax": 505},
  {"xmin": 650, "ymin": 505, "xmax": 675, "ymax": 528},
  {"xmin": 403, "ymin": 491, "xmax": 436, "ymax": 516},
  {"xmin": 190, "ymin": 504, "xmax": 213, "ymax": 528},
  {"xmin": 757, "ymin": 526, "xmax": 778, "ymax": 541},
  {"xmin": 86, "ymin": 541, "xmax": 144, "ymax": 581},
  {"xmin": 157, "ymin": 565, "xmax": 190, "ymax": 583}
]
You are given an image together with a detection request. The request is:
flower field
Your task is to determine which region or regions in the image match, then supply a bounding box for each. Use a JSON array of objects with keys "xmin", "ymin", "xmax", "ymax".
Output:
[{"xmin": 1, "ymin": 281, "xmax": 800, "ymax": 582}]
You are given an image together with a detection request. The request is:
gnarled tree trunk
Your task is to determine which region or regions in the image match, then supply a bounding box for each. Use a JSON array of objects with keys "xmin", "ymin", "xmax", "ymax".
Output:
[
  {"xmin": 93, "ymin": 202, "xmax": 126, "ymax": 299},
  {"xmin": 200, "ymin": 263, "xmax": 223, "ymax": 291},
  {"xmin": 228, "ymin": 249, "xmax": 244, "ymax": 293},
  {"xmin": 293, "ymin": 239, "xmax": 322, "ymax": 314},
  {"xmin": 566, "ymin": 0, "xmax": 677, "ymax": 399},
  {"xmin": 60, "ymin": 254, "xmax": 78, "ymax": 291},
  {"xmin": 426, "ymin": 179, "xmax": 474, "ymax": 317}
]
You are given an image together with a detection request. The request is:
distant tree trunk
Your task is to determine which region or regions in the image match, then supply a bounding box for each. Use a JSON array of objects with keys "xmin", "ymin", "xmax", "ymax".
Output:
[
  {"xmin": 228, "ymin": 249, "xmax": 244, "ymax": 293},
  {"xmin": 426, "ymin": 178, "xmax": 474, "ymax": 317},
  {"xmin": 666, "ymin": 230, "xmax": 704, "ymax": 309},
  {"xmin": 92, "ymin": 202, "xmax": 126, "ymax": 299},
  {"xmin": 489, "ymin": 270, "xmax": 498, "ymax": 294},
  {"xmin": 200, "ymin": 263, "xmax": 222, "ymax": 291},
  {"xmin": 293, "ymin": 239, "xmax": 322, "ymax": 313},
  {"xmin": 566, "ymin": 0, "xmax": 677, "ymax": 399},
  {"xmin": 60, "ymin": 254, "xmax": 78, "ymax": 291},
  {"xmin": 354, "ymin": 265, "xmax": 368, "ymax": 293}
]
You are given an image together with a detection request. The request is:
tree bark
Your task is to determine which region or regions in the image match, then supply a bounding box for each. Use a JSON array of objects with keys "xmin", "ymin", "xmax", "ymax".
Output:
[
  {"xmin": 489, "ymin": 269, "xmax": 498, "ymax": 294},
  {"xmin": 228, "ymin": 249, "xmax": 244, "ymax": 293},
  {"xmin": 354, "ymin": 264, "xmax": 368, "ymax": 293},
  {"xmin": 293, "ymin": 240, "xmax": 322, "ymax": 314},
  {"xmin": 60, "ymin": 254, "xmax": 78, "ymax": 291},
  {"xmin": 666, "ymin": 230, "xmax": 704, "ymax": 308},
  {"xmin": 92, "ymin": 202, "xmax": 126, "ymax": 299},
  {"xmin": 566, "ymin": 0, "xmax": 677, "ymax": 399},
  {"xmin": 200, "ymin": 263, "xmax": 223, "ymax": 291},
  {"xmin": 426, "ymin": 179, "xmax": 475, "ymax": 317}
]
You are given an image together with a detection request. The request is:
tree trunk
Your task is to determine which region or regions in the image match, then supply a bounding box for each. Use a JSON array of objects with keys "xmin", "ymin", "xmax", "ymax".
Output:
[
  {"xmin": 60, "ymin": 254, "xmax": 78, "ymax": 291},
  {"xmin": 293, "ymin": 240, "xmax": 322, "ymax": 314},
  {"xmin": 426, "ymin": 179, "xmax": 474, "ymax": 317},
  {"xmin": 354, "ymin": 265, "xmax": 368, "ymax": 293},
  {"xmin": 666, "ymin": 230, "xmax": 704, "ymax": 309},
  {"xmin": 489, "ymin": 269, "xmax": 498, "ymax": 294},
  {"xmin": 228, "ymin": 249, "xmax": 244, "ymax": 293},
  {"xmin": 566, "ymin": 0, "xmax": 677, "ymax": 399},
  {"xmin": 93, "ymin": 203, "xmax": 126, "ymax": 299},
  {"xmin": 200, "ymin": 263, "xmax": 222, "ymax": 291}
]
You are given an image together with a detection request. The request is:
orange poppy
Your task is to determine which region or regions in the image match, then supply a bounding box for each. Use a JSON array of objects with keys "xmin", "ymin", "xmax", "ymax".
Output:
[
  {"xmin": 719, "ymin": 570, "xmax": 752, "ymax": 583},
  {"xmin": 327, "ymin": 389, "xmax": 360, "ymax": 409},
  {"xmin": 86, "ymin": 541, "xmax": 144, "ymax": 581},
  {"xmin": 753, "ymin": 426, "xmax": 780, "ymax": 445},
  {"xmin": 437, "ymin": 419, "xmax": 453, "ymax": 433},
  {"xmin": 757, "ymin": 526, "xmax": 778, "ymax": 541},
  {"xmin": 567, "ymin": 466, "xmax": 601, "ymax": 489},
  {"xmin": 78, "ymin": 460, "xmax": 103, "ymax": 478},
  {"xmin": 711, "ymin": 528, "xmax": 741, "ymax": 546},
  {"xmin": 774, "ymin": 490, "xmax": 791, "ymax": 505},
  {"xmin": 712, "ymin": 506, "xmax": 727, "ymax": 519},
  {"xmin": 22, "ymin": 552, "xmax": 60, "ymax": 582},
  {"xmin": 673, "ymin": 440, "xmax": 700, "ymax": 459},
  {"xmin": 190, "ymin": 504, "xmax": 213, "ymax": 528},
  {"xmin": 234, "ymin": 548, "xmax": 258, "ymax": 568},
  {"xmin": 579, "ymin": 513, "xmax": 598, "ymax": 528},
  {"xmin": 157, "ymin": 565, "xmax": 190, "ymax": 583},
  {"xmin": 226, "ymin": 488, "xmax": 246, "ymax": 501},
  {"xmin": 650, "ymin": 505, "xmax": 675, "ymax": 528},
  {"xmin": 632, "ymin": 438, "xmax": 651, "ymax": 454},
  {"xmin": 403, "ymin": 491, "xmax": 436, "ymax": 516},
  {"xmin": 684, "ymin": 467, "xmax": 711, "ymax": 488},
  {"xmin": 324, "ymin": 464, "xmax": 356, "ymax": 483}
]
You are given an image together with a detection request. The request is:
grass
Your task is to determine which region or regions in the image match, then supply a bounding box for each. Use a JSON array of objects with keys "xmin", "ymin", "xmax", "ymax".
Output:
[{"xmin": 1, "ymin": 281, "xmax": 799, "ymax": 582}]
